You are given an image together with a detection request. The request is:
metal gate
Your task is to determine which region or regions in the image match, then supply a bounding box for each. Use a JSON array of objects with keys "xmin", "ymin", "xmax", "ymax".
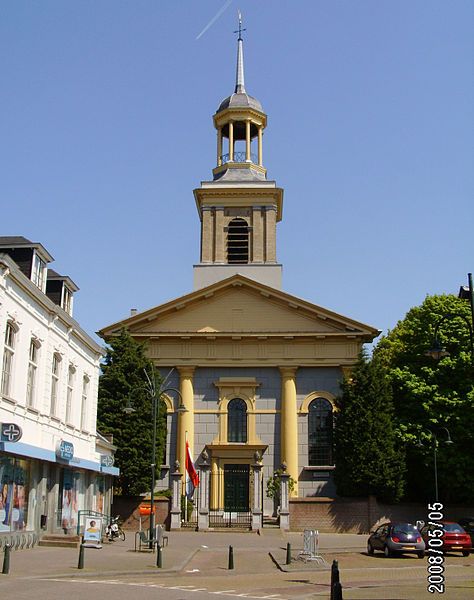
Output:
[
  {"xmin": 209, "ymin": 464, "xmax": 252, "ymax": 529},
  {"xmin": 181, "ymin": 484, "xmax": 199, "ymax": 530}
]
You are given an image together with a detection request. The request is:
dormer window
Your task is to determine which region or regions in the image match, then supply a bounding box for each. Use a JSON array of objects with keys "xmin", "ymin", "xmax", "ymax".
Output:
[
  {"xmin": 32, "ymin": 252, "xmax": 47, "ymax": 291},
  {"xmin": 62, "ymin": 285, "xmax": 74, "ymax": 316}
]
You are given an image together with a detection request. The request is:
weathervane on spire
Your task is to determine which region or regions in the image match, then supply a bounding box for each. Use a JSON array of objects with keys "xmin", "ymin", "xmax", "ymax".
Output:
[{"xmin": 234, "ymin": 10, "xmax": 246, "ymax": 41}]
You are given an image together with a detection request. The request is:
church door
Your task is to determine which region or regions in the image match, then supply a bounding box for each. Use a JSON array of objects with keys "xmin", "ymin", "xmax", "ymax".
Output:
[{"xmin": 224, "ymin": 464, "xmax": 249, "ymax": 512}]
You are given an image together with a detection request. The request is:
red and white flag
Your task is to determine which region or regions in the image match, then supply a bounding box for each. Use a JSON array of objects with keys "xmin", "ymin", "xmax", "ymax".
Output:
[{"xmin": 185, "ymin": 440, "xmax": 199, "ymax": 499}]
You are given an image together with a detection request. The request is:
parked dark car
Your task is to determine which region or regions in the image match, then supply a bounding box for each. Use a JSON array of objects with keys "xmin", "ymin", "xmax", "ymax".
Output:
[
  {"xmin": 421, "ymin": 521, "xmax": 472, "ymax": 556},
  {"xmin": 367, "ymin": 522, "xmax": 425, "ymax": 558},
  {"xmin": 458, "ymin": 518, "xmax": 474, "ymax": 549}
]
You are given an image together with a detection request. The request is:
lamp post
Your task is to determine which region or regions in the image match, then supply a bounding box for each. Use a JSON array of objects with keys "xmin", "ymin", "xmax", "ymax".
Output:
[
  {"xmin": 426, "ymin": 273, "xmax": 474, "ymax": 363},
  {"xmin": 417, "ymin": 428, "xmax": 453, "ymax": 502},
  {"xmin": 124, "ymin": 367, "xmax": 184, "ymax": 549}
]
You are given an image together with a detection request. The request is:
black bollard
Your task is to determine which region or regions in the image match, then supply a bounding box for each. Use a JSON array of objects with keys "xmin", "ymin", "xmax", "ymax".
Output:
[
  {"xmin": 332, "ymin": 581, "xmax": 343, "ymax": 600},
  {"xmin": 286, "ymin": 542, "xmax": 291, "ymax": 565},
  {"xmin": 156, "ymin": 544, "xmax": 162, "ymax": 568},
  {"xmin": 2, "ymin": 544, "xmax": 11, "ymax": 575},
  {"xmin": 77, "ymin": 544, "xmax": 84, "ymax": 569},
  {"xmin": 330, "ymin": 559, "xmax": 340, "ymax": 599},
  {"xmin": 228, "ymin": 545, "xmax": 234, "ymax": 570}
]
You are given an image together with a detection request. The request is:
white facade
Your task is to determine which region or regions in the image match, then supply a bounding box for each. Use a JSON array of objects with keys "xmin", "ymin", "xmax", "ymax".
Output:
[{"xmin": 0, "ymin": 250, "xmax": 118, "ymax": 540}]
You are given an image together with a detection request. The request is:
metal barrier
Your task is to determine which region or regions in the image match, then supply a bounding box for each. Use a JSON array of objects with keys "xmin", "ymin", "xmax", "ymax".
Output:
[{"xmin": 298, "ymin": 529, "xmax": 326, "ymax": 565}]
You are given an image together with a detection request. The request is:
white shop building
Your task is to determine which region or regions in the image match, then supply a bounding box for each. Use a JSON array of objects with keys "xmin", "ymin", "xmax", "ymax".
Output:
[{"xmin": 0, "ymin": 237, "xmax": 118, "ymax": 542}]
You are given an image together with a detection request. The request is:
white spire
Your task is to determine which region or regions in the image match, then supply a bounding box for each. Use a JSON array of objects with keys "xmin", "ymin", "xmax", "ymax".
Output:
[{"xmin": 234, "ymin": 10, "xmax": 246, "ymax": 94}]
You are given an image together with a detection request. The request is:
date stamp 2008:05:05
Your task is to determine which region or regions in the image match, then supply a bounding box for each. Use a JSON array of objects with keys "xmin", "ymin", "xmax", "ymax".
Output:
[{"xmin": 426, "ymin": 502, "xmax": 445, "ymax": 594}]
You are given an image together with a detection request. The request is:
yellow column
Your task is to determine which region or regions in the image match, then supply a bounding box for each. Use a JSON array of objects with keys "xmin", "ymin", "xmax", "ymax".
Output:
[
  {"xmin": 217, "ymin": 128, "xmax": 222, "ymax": 166},
  {"xmin": 279, "ymin": 367, "xmax": 298, "ymax": 496},
  {"xmin": 258, "ymin": 125, "xmax": 263, "ymax": 166},
  {"xmin": 229, "ymin": 121, "xmax": 234, "ymax": 162},
  {"xmin": 177, "ymin": 367, "xmax": 195, "ymax": 484},
  {"xmin": 246, "ymin": 119, "xmax": 251, "ymax": 161}
]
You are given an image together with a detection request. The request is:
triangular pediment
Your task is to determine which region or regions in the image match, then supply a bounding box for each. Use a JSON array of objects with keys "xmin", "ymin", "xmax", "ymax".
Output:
[{"xmin": 99, "ymin": 275, "xmax": 379, "ymax": 341}]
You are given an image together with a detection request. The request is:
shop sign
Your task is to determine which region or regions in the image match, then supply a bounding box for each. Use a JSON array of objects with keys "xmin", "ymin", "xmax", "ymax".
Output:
[
  {"xmin": 56, "ymin": 439, "xmax": 74, "ymax": 461},
  {"xmin": 1, "ymin": 423, "xmax": 23, "ymax": 442},
  {"xmin": 83, "ymin": 516, "xmax": 103, "ymax": 548},
  {"xmin": 100, "ymin": 454, "xmax": 114, "ymax": 468}
]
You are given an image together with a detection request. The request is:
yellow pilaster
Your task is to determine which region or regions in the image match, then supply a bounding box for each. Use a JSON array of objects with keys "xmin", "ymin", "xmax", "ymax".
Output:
[
  {"xmin": 229, "ymin": 121, "xmax": 234, "ymax": 161},
  {"xmin": 265, "ymin": 206, "xmax": 277, "ymax": 262},
  {"xmin": 210, "ymin": 457, "xmax": 219, "ymax": 509},
  {"xmin": 201, "ymin": 207, "xmax": 213, "ymax": 263},
  {"xmin": 177, "ymin": 367, "xmax": 195, "ymax": 483},
  {"xmin": 214, "ymin": 207, "xmax": 225, "ymax": 263},
  {"xmin": 245, "ymin": 119, "xmax": 251, "ymax": 161},
  {"xmin": 258, "ymin": 125, "xmax": 263, "ymax": 166},
  {"xmin": 279, "ymin": 367, "xmax": 298, "ymax": 496}
]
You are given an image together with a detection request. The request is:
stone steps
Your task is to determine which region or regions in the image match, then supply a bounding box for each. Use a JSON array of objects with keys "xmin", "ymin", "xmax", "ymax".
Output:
[{"xmin": 38, "ymin": 534, "xmax": 81, "ymax": 548}]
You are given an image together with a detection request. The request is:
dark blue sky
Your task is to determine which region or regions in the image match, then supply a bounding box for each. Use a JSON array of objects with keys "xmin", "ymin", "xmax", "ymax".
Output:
[{"xmin": 2, "ymin": 1, "xmax": 473, "ymax": 344}]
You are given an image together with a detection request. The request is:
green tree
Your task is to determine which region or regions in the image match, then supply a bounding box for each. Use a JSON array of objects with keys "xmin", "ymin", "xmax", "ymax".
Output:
[
  {"xmin": 334, "ymin": 351, "xmax": 405, "ymax": 502},
  {"xmin": 374, "ymin": 294, "xmax": 474, "ymax": 503},
  {"xmin": 97, "ymin": 329, "xmax": 167, "ymax": 496}
]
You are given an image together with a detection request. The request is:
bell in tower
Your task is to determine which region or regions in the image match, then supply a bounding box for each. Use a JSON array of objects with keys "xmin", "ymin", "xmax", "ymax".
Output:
[{"xmin": 193, "ymin": 14, "xmax": 284, "ymax": 290}]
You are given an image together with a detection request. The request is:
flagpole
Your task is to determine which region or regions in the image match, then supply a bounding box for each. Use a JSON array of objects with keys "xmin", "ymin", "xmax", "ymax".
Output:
[{"xmin": 185, "ymin": 430, "xmax": 188, "ymax": 523}]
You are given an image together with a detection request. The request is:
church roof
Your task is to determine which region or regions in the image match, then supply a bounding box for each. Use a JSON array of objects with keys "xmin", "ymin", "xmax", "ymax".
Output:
[{"xmin": 98, "ymin": 274, "xmax": 380, "ymax": 342}]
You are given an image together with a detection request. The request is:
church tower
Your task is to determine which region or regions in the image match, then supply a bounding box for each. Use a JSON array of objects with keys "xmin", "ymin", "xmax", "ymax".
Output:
[{"xmin": 193, "ymin": 18, "xmax": 283, "ymax": 290}]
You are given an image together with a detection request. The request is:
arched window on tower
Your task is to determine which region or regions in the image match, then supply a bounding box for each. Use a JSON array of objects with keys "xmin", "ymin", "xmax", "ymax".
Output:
[
  {"xmin": 227, "ymin": 398, "xmax": 247, "ymax": 442},
  {"xmin": 308, "ymin": 398, "xmax": 334, "ymax": 466},
  {"xmin": 227, "ymin": 218, "xmax": 249, "ymax": 264}
]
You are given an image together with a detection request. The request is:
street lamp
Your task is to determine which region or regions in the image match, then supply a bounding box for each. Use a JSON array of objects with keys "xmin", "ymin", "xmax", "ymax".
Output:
[
  {"xmin": 124, "ymin": 367, "xmax": 184, "ymax": 549},
  {"xmin": 417, "ymin": 427, "xmax": 453, "ymax": 502},
  {"xmin": 425, "ymin": 273, "xmax": 474, "ymax": 363}
]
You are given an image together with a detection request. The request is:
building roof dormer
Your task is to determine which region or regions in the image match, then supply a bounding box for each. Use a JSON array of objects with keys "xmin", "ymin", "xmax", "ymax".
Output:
[
  {"xmin": 0, "ymin": 236, "xmax": 53, "ymax": 292},
  {"xmin": 46, "ymin": 269, "xmax": 79, "ymax": 316}
]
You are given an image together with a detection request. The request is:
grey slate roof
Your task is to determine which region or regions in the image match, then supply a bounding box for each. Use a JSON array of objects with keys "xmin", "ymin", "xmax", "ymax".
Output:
[
  {"xmin": 0, "ymin": 236, "xmax": 33, "ymax": 245},
  {"xmin": 217, "ymin": 92, "xmax": 263, "ymax": 113}
]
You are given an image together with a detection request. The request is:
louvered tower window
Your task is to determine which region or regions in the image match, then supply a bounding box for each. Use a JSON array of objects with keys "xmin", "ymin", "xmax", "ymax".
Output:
[{"xmin": 227, "ymin": 218, "xmax": 249, "ymax": 264}]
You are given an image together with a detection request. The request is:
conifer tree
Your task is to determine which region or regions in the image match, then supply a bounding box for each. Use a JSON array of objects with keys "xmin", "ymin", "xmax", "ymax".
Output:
[
  {"xmin": 97, "ymin": 329, "xmax": 166, "ymax": 495},
  {"xmin": 334, "ymin": 351, "xmax": 405, "ymax": 502}
]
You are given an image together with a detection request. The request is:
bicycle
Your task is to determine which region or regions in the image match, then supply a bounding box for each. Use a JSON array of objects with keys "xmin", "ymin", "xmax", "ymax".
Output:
[{"xmin": 105, "ymin": 515, "xmax": 126, "ymax": 541}]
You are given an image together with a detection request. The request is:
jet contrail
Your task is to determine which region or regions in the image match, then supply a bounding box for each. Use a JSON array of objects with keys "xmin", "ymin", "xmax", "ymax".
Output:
[{"xmin": 196, "ymin": 0, "xmax": 233, "ymax": 40}]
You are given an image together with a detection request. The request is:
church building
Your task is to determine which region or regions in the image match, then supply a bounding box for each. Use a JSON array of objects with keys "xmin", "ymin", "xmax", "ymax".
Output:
[{"xmin": 99, "ymin": 26, "xmax": 379, "ymax": 522}]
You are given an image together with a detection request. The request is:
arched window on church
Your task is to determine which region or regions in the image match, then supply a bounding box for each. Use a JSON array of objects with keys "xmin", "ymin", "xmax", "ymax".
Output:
[
  {"xmin": 308, "ymin": 398, "xmax": 334, "ymax": 466},
  {"xmin": 228, "ymin": 398, "xmax": 247, "ymax": 443},
  {"xmin": 227, "ymin": 218, "xmax": 249, "ymax": 264}
]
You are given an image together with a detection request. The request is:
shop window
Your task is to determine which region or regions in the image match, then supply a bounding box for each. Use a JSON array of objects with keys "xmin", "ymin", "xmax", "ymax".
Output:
[
  {"xmin": 308, "ymin": 398, "xmax": 334, "ymax": 466},
  {"xmin": 227, "ymin": 398, "xmax": 247, "ymax": 442},
  {"xmin": 0, "ymin": 456, "xmax": 29, "ymax": 532}
]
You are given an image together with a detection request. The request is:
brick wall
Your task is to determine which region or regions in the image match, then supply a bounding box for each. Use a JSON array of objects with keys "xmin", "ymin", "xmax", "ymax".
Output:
[
  {"xmin": 112, "ymin": 496, "xmax": 171, "ymax": 531},
  {"xmin": 290, "ymin": 496, "xmax": 474, "ymax": 533}
]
